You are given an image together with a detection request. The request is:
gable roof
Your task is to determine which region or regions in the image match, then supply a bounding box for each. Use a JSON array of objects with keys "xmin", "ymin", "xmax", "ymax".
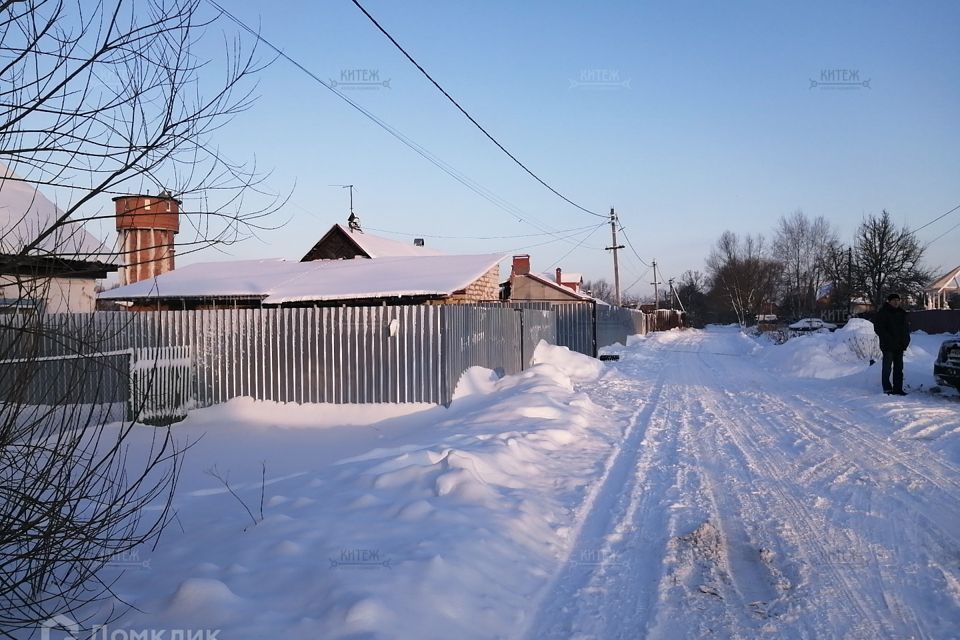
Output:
[
  {"xmin": 925, "ymin": 265, "xmax": 960, "ymax": 292},
  {"xmin": 100, "ymin": 253, "xmax": 503, "ymax": 304},
  {"xmin": 301, "ymin": 224, "xmax": 443, "ymax": 261},
  {"xmin": 0, "ymin": 163, "xmax": 114, "ymax": 264},
  {"xmin": 516, "ymin": 271, "xmax": 593, "ymax": 301}
]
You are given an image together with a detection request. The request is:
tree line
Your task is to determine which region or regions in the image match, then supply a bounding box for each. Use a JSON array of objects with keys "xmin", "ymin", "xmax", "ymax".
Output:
[
  {"xmin": 583, "ymin": 210, "xmax": 943, "ymax": 326},
  {"xmin": 675, "ymin": 210, "xmax": 939, "ymax": 327}
]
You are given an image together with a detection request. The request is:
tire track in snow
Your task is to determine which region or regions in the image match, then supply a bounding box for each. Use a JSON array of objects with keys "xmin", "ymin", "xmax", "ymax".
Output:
[
  {"xmin": 523, "ymin": 352, "xmax": 676, "ymax": 640},
  {"xmin": 526, "ymin": 329, "xmax": 958, "ymax": 639},
  {"xmin": 684, "ymin": 391, "xmax": 788, "ymax": 624},
  {"xmin": 699, "ymin": 349, "xmax": 960, "ymax": 638},
  {"xmin": 715, "ymin": 389, "xmax": 956, "ymax": 639},
  {"xmin": 689, "ymin": 350, "xmax": 902, "ymax": 639}
]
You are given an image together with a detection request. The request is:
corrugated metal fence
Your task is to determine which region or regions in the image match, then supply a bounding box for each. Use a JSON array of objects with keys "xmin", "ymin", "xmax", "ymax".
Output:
[{"xmin": 0, "ymin": 302, "xmax": 675, "ymax": 417}]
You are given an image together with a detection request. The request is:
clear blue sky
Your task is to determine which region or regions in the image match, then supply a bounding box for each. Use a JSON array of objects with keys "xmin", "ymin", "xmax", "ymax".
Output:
[{"xmin": 180, "ymin": 0, "xmax": 959, "ymax": 298}]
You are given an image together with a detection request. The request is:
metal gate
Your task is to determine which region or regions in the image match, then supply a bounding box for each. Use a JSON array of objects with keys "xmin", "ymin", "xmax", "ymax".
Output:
[{"xmin": 129, "ymin": 346, "xmax": 194, "ymax": 424}]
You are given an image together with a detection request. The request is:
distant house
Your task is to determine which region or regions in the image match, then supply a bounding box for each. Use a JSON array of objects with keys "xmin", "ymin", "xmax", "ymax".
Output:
[
  {"xmin": 0, "ymin": 166, "xmax": 117, "ymax": 313},
  {"xmin": 99, "ymin": 253, "xmax": 503, "ymax": 310},
  {"xmin": 555, "ymin": 270, "xmax": 584, "ymax": 294},
  {"xmin": 501, "ymin": 255, "xmax": 592, "ymax": 303},
  {"xmin": 301, "ymin": 224, "xmax": 442, "ymax": 261},
  {"xmin": 924, "ymin": 265, "xmax": 960, "ymax": 310}
]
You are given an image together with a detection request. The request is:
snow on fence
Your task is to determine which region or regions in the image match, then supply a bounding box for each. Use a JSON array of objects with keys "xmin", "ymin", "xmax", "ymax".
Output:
[
  {"xmin": 130, "ymin": 346, "xmax": 194, "ymax": 423},
  {"xmin": 0, "ymin": 302, "xmax": 672, "ymax": 417}
]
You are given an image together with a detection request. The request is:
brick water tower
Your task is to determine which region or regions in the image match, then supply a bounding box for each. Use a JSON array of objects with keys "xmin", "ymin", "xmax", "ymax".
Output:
[{"xmin": 113, "ymin": 191, "xmax": 180, "ymax": 286}]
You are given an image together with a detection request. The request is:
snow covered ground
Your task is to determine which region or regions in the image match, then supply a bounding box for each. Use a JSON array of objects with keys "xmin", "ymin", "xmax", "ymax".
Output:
[{"xmin": 81, "ymin": 324, "xmax": 959, "ymax": 639}]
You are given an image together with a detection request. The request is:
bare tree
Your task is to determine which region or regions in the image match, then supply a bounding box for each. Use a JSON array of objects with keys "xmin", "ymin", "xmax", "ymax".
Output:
[
  {"xmin": 706, "ymin": 231, "xmax": 782, "ymax": 326},
  {"xmin": 0, "ymin": 0, "xmax": 275, "ymax": 635},
  {"xmin": 583, "ymin": 278, "xmax": 615, "ymax": 305},
  {"xmin": 772, "ymin": 210, "xmax": 837, "ymax": 318},
  {"xmin": 676, "ymin": 270, "xmax": 708, "ymax": 327},
  {"xmin": 852, "ymin": 210, "xmax": 934, "ymax": 308}
]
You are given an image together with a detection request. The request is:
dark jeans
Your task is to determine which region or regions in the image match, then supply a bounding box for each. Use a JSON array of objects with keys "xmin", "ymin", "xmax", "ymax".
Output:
[{"xmin": 881, "ymin": 350, "xmax": 904, "ymax": 391}]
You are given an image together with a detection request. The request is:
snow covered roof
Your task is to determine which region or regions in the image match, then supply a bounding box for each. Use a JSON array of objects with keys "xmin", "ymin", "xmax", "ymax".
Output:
[
  {"xmin": 100, "ymin": 254, "xmax": 504, "ymax": 304},
  {"xmin": 344, "ymin": 225, "xmax": 443, "ymax": 258},
  {"xmin": 0, "ymin": 163, "xmax": 114, "ymax": 263},
  {"xmin": 925, "ymin": 265, "xmax": 960, "ymax": 292},
  {"xmin": 302, "ymin": 224, "xmax": 444, "ymax": 261}
]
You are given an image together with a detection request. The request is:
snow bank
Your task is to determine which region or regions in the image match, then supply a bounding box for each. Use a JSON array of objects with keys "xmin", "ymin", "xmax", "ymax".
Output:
[
  {"xmin": 102, "ymin": 345, "xmax": 616, "ymax": 640},
  {"xmin": 754, "ymin": 318, "xmax": 879, "ymax": 379},
  {"xmin": 754, "ymin": 319, "xmax": 958, "ymax": 388},
  {"xmin": 530, "ymin": 339, "xmax": 603, "ymax": 383},
  {"xmin": 450, "ymin": 366, "xmax": 500, "ymax": 400}
]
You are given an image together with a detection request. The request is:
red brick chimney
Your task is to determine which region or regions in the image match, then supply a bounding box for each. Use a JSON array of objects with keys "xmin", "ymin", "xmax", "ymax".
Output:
[
  {"xmin": 512, "ymin": 254, "xmax": 530, "ymax": 276},
  {"xmin": 114, "ymin": 191, "xmax": 180, "ymax": 285},
  {"xmin": 556, "ymin": 267, "xmax": 562, "ymax": 285}
]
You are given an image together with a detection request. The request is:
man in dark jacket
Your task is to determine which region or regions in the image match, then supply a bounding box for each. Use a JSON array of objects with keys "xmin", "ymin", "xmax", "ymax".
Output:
[{"xmin": 873, "ymin": 293, "xmax": 910, "ymax": 395}]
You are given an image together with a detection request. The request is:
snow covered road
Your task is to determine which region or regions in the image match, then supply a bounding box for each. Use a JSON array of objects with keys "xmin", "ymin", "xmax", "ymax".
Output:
[{"xmin": 528, "ymin": 327, "xmax": 960, "ymax": 640}]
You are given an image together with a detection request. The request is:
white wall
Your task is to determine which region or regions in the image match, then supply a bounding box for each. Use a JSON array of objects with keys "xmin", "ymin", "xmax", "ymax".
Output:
[{"xmin": 0, "ymin": 276, "xmax": 98, "ymax": 313}]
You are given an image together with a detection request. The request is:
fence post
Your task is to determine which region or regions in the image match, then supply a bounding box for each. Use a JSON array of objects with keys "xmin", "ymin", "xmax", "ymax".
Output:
[
  {"xmin": 591, "ymin": 302, "xmax": 598, "ymax": 358},
  {"xmin": 516, "ymin": 306, "xmax": 525, "ymax": 370}
]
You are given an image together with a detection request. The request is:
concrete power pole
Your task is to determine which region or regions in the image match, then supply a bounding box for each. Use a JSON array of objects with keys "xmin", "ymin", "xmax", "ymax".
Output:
[
  {"xmin": 651, "ymin": 259, "xmax": 660, "ymax": 312},
  {"xmin": 606, "ymin": 208, "xmax": 624, "ymax": 306}
]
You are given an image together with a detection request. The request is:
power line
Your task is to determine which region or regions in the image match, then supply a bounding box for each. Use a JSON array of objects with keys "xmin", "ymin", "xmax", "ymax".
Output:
[
  {"xmin": 925, "ymin": 218, "xmax": 960, "ymax": 247},
  {"xmin": 619, "ymin": 226, "xmax": 651, "ymax": 267},
  {"xmin": 546, "ymin": 222, "xmax": 607, "ymax": 269},
  {"xmin": 206, "ymin": 0, "xmax": 585, "ymax": 247},
  {"xmin": 348, "ymin": 0, "xmax": 606, "ymax": 219},
  {"xmin": 499, "ymin": 226, "xmax": 605, "ymax": 255},
  {"xmin": 621, "ymin": 267, "xmax": 651, "ymax": 294},
  {"xmin": 365, "ymin": 224, "xmax": 598, "ymax": 241},
  {"xmin": 914, "ymin": 202, "xmax": 960, "ymax": 233}
]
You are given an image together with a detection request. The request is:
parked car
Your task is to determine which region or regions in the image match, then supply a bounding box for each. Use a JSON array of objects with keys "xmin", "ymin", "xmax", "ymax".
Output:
[
  {"xmin": 788, "ymin": 318, "xmax": 838, "ymax": 332},
  {"xmin": 934, "ymin": 338, "xmax": 960, "ymax": 390}
]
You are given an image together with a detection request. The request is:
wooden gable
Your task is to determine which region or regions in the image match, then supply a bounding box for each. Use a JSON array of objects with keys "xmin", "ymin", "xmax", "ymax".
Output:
[{"xmin": 301, "ymin": 225, "xmax": 368, "ymax": 262}]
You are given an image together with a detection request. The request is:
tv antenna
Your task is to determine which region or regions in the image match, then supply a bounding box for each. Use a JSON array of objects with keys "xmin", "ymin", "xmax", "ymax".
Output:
[{"xmin": 330, "ymin": 184, "xmax": 361, "ymax": 232}]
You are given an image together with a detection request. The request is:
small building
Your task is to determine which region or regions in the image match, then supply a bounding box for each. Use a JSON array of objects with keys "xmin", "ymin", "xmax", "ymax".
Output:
[
  {"xmin": 924, "ymin": 265, "xmax": 960, "ymax": 310},
  {"xmin": 99, "ymin": 254, "xmax": 503, "ymax": 310},
  {"xmin": 501, "ymin": 255, "xmax": 592, "ymax": 303},
  {"xmin": 0, "ymin": 165, "xmax": 117, "ymax": 313}
]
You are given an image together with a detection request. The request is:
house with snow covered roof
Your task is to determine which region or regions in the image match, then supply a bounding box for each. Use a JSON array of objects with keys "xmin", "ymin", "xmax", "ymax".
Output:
[
  {"xmin": 923, "ymin": 265, "xmax": 960, "ymax": 310},
  {"xmin": 502, "ymin": 255, "xmax": 593, "ymax": 303},
  {"xmin": 99, "ymin": 221, "xmax": 503, "ymax": 310},
  {"xmin": 0, "ymin": 165, "xmax": 118, "ymax": 313},
  {"xmin": 100, "ymin": 252, "xmax": 504, "ymax": 310}
]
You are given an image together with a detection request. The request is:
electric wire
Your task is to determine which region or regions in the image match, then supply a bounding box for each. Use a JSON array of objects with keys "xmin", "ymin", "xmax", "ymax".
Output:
[
  {"xmin": 914, "ymin": 202, "xmax": 960, "ymax": 234},
  {"xmin": 498, "ymin": 226, "xmax": 605, "ymax": 255},
  {"xmin": 365, "ymin": 224, "xmax": 598, "ymax": 241},
  {"xmin": 206, "ymin": 0, "xmax": 588, "ymax": 247},
  {"xmin": 925, "ymin": 218, "xmax": 960, "ymax": 247},
  {"xmin": 348, "ymin": 0, "xmax": 606, "ymax": 219},
  {"xmin": 621, "ymin": 267, "xmax": 651, "ymax": 294},
  {"xmin": 545, "ymin": 222, "xmax": 607, "ymax": 269},
  {"xmin": 619, "ymin": 226, "xmax": 651, "ymax": 267}
]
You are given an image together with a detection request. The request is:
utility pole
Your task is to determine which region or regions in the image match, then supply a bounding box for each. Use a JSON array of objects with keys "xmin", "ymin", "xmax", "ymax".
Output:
[
  {"xmin": 668, "ymin": 278, "xmax": 675, "ymax": 310},
  {"xmin": 846, "ymin": 245, "xmax": 853, "ymax": 320},
  {"xmin": 651, "ymin": 260, "xmax": 660, "ymax": 312},
  {"xmin": 606, "ymin": 208, "xmax": 624, "ymax": 306}
]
